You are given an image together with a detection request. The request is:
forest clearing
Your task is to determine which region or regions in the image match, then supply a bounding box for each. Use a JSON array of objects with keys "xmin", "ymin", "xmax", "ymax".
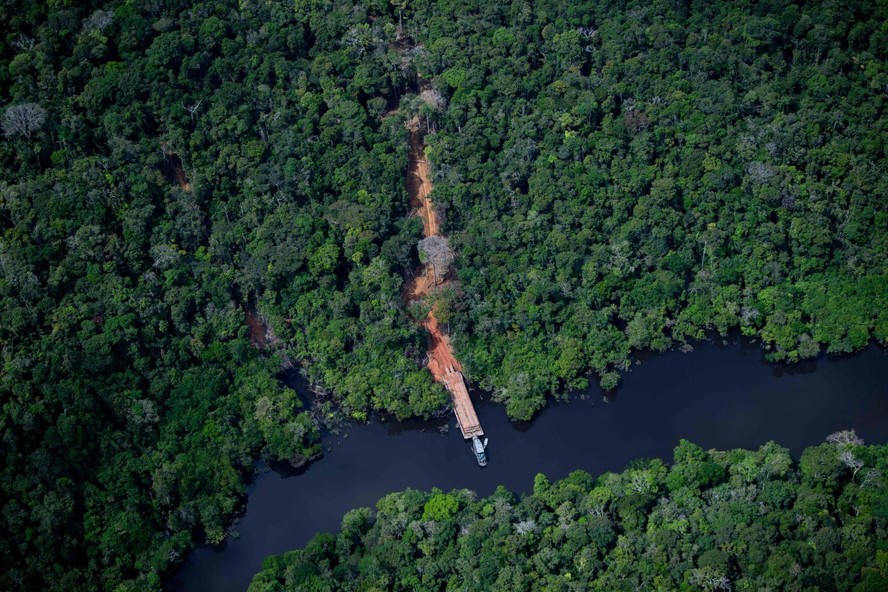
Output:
[{"xmin": 402, "ymin": 116, "xmax": 484, "ymax": 447}]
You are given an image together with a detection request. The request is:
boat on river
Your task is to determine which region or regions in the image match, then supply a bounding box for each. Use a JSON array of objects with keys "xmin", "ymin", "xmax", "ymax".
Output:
[{"xmin": 471, "ymin": 435, "xmax": 488, "ymax": 466}]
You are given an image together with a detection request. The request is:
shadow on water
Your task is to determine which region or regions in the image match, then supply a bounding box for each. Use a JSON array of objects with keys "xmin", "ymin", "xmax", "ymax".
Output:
[
  {"xmin": 376, "ymin": 413, "xmax": 451, "ymax": 437},
  {"xmin": 169, "ymin": 340, "xmax": 888, "ymax": 592},
  {"xmin": 278, "ymin": 370, "xmax": 313, "ymax": 409},
  {"xmin": 770, "ymin": 358, "xmax": 820, "ymax": 377},
  {"xmin": 600, "ymin": 390, "xmax": 618, "ymax": 404}
]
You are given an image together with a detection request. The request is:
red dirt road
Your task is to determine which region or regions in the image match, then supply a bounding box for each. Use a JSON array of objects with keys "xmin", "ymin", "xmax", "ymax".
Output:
[
  {"xmin": 402, "ymin": 117, "xmax": 459, "ymax": 383},
  {"xmin": 401, "ymin": 117, "xmax": 483, "ymax": 438}
]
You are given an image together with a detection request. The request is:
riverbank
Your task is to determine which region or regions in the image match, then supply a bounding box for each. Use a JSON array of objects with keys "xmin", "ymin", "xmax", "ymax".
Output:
[
  {"xmin": 169, "ymin": 340, "xmax": 888, "ymax": 592},
  {"xmin": 250, "ymin": 435, "xmax": 888, "ymax": 592}
]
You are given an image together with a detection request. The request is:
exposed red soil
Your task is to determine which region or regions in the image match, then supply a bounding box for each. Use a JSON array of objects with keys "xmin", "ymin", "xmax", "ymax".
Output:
[
  {"xmin": 162, "ymin": 147, "xmax": 193, "ymax": 192},
  {"xmin": 404, "ymin": 117, "xmax": 439, "ymax": 237},
  {"xmin": 400, "ymin": 117, "xmax": 482, "ymax": 437},
  {"xmin": 424, "ymin": 314, "xmax": 461, "ymax": 379},
  {"xmin": 402, "ymin": 117, "xmax": 461, "ymax": 383},
  {"xmin": 245, "ymin": 310, "xmax": 277, "ymax": 349}
]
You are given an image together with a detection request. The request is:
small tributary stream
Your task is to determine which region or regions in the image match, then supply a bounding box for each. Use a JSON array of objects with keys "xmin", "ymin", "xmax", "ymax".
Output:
[{"xmin": 170, "ymin": 339, "xmax": 888, "ymax": 592}]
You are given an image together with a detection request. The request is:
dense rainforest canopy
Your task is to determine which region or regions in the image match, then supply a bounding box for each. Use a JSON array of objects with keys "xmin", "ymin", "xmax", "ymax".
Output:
[
  {"xmin": 251, "ymin": 437, "xmax": 888, "ymax": 592},
  {"xmin": 419, "ymin": 0, "xmax": 888, "ymax": 418},
  {"xmin": 0, "ymin": 0, "xmax": 886, "ymax": 589}
]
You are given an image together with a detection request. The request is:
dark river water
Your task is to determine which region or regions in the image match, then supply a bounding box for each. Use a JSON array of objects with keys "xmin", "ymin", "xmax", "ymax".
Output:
[{"xmin": 170, "ymin": 339, "xmax": 888, "ymax": 592}]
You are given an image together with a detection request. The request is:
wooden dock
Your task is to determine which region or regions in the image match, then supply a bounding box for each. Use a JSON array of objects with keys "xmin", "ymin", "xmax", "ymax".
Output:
[
  {"xmin": 442, "ymin": 366, "xmax": 483, "ymax": 439},
  {"xmin": 422, "ymin": 315, "xmax": 483, "ymax": 439}
]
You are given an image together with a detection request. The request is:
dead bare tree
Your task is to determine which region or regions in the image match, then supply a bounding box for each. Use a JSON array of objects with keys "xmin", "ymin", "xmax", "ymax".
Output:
[
  {"xmin": 826, "ymin": 429, "xmax": 864, "ymax": 446},
  {"xmin": 419, "ymin": 88, "xmax": 446, "ymax": 110},
  {"xmin": 82, "ymin": 9, "xmax": 114, "ymax": 33},
  {"xmin": 418, "ymin": 235, "xmax": 453, "ymax": 286},
  {"xmin": 2, "ymin": 103, "xmax": 46, "ymax": 140},
  {"xmin": 827, "ymin": 429, "xmax": 866, "ymax": 479},
  {"xmin": 689, "ymin": 568, "xmax": 732, "ymax": 592},
  {"xmin": 577, "ymin": 26, "xmax": 598, "ymax": 39},
  {"xmin": 578, "ymin": 26, "xmax": 598, "ymax": 54},
  {"xmin": 391, "ymin": 0, "xmax": 407, "ymax": 38},
  {"xmin": 181, "ymin": 100, "xmax": 202, "ymax": 127},
  {"xmin": 839, "ymin": 449, "xmax": 864, "ymax": 477},
  {"xmin": 417, "ymin": 88, "xmax": 446, "ymax": 132},
  {"xmin": 11, "ymin": 34, "xmax": 35, "ymax": 52},
  {"xmin": 860, "ymin": 468, "xmax": 882, "ymax": 490}
]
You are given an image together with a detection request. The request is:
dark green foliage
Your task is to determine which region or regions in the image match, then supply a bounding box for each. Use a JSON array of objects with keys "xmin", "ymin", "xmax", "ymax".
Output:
[
  {"xmin": 0, "ymin": 0, "xmax": 437, "ymax": 589},
  {"xmin": 250, "ymin": 439, "xmax": 888, "ymax": 592},
  {"xmin": 399, "ymin": 0, "xmax": 888, "ymax": 417},
  {"xmin": 1, "ymin": 0, "xmax": 886, "ymax": 589}
]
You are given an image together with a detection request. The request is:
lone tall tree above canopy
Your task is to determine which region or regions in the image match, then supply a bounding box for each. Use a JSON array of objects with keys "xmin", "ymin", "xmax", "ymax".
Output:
[
  {"xmin": 418, "ymin": 235, "xmax": 453, "ymax": 286},
  {"xmin": 2, "ymin": 103, "xmax": 45, "ymax": 140}
]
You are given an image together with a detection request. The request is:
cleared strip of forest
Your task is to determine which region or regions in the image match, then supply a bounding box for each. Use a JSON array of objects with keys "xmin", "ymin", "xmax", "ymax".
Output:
[{"xmin": 402, "ymin": 116, "xmax": 482, "ymax": 439}]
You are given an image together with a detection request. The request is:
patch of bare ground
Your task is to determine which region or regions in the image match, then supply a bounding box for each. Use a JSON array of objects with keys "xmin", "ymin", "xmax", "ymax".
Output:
[
  {"xmin": 161, "ymin": 146, "xmax": 193, "ymax": 192},
  {"xmin": 245, "ymin": 310, "xmax": 280, "ymax": 350},
  {"xmin": 402, "ymin": 117, "xmax": 457, "ymax": 381}
]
